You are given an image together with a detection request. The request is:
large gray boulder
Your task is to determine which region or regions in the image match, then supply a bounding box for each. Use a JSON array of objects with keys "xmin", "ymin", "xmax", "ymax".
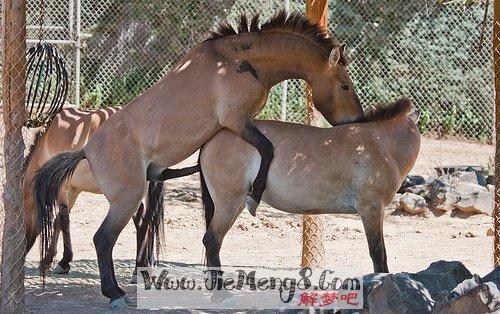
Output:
[
  {"xmin": 367, "ymin": 273, "xmax": 434, "ymax": 313},
  {"xmin": 410, "ymin": 261, "xmax": 473, "ymax": 303},
  {"xmin": 431, "ymin": 282, "xmax": 500, "ymax": 313}
]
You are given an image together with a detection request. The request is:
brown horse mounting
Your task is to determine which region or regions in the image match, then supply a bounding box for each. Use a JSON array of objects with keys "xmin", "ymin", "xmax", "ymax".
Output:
[
  {"xmin": 23, "ymin": 107, "xmax": 197, "ymax": 277},
  {"xmin": 33, "ymin": 11, "xmax": 364, "ymax": 308}
]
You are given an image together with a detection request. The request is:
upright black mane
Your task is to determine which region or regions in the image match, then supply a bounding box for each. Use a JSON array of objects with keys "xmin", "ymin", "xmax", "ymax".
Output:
[
  {"xmin": 360, "ymin": 97, "xmax": 413, "ymax": 123},
  {"xmin": 24, "ymin": 128, "xmax": 45, "ymax": 170},
  {"xmin": 208, "ymin": 10, "xmax": 338, "ymax": 55}
]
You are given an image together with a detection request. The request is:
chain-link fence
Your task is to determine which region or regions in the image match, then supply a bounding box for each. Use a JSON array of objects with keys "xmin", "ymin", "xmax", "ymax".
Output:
[
  {"xmin": 21, "ymin": 0, "xmax": 493, "ymax": 141},
  {"xmin": 492, "ymin": 1, "xmax": 500, "ymax": 267}
]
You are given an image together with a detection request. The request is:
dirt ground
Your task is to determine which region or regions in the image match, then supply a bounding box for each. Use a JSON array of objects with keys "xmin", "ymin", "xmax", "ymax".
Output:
[{"xmin": 22, "ymin": 136, "xmax": 495, "ymax": 312}]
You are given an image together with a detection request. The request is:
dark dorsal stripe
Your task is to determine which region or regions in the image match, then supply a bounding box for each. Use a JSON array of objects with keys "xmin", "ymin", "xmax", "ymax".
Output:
[{"xmin": 208, "ymin": 10, "xmax": 338, "ymax": 56}]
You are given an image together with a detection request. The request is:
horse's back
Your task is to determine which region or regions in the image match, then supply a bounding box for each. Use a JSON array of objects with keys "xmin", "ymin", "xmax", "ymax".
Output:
[
  {"xmin": 200, "ymin": 119, "xmax": 406, "ymax": 213},
  {"xmin": 45, "ymin": 107, "xmax": 119, "ymax": 155}
]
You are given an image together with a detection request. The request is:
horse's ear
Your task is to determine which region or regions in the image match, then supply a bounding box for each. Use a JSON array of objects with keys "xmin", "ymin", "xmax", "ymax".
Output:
[
  {"xmin": 409, "ymin": 109, "xmax": 421, "ymax": 123},
  {"xmin": 329, "ymin": 44, "xmax": 347, "ymax": 66}
]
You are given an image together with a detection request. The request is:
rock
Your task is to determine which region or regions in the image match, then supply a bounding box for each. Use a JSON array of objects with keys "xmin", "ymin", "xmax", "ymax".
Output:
[
  {"xmin": 400, "ymin": 192, "xmax": 429, "ymax": 215},
  {"xmin": 367, "ymin": 273, "xmax": 434, "ymax": 313},
  {"xmin": 410, "ymin": 260, "xmax": 473, "ymax": 303},
  {"xmin": 465, "ymin": 166, "xmax": 487, "ymax": 186},
  {"xmin": 455, "ymin": 171, "xmax": 478, "ymax": 185},
  {"xmin": 339, "ymin": 273, "xmax": 389, "ymax": 312},
  {"xmin": 486, "ymin": 175, "xmax": 495, "ymax": 186},
  {"xmin": 361, "ymin": 273, "xmax": 389, "ymax": 301},
  {"xmin": 386, "ymin": 193, "xmax": 403, "ymax": 212},
  {"xmin": 487, "ymin": 184, "xmax": 495, "ymax": 193},
  {"xmin": 455, "ymin": 190, "xmax": 493, "ymax": 215},
  {"xmin": 398, "ymin": 175, "xmax": 426, "ymax": 193},
  {"xmin": 483, "ymin": 266, "xmax": 500, "ymax": 289},
  {"xmin": 449, "ymin": 274, "xmax": 481, "ymax": 299},
  {"xmin": 405, "ymin": 184, "xmax": 429, "ymax": 196},
  {"xmin": 455, "ymin": 182, "xmax": 488, "ymax": 195},
  {"xmin": 426, "ymin": 179, "xmax": 460, "ymax": 211},
  {"xmin": 487, "ymin": 227, "xmax": 494, "ymax": 236},
  {"xmin": 435, "ymin": 165, "xmax": 486, "ymax": 177},
  {"xmin": 431, "ymin": 282, "xmax": 500, "ymax": 313}
]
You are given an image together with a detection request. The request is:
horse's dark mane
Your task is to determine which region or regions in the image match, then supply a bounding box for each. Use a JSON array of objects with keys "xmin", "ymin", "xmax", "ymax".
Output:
[
  {"xmin": 25, "ymin": 128, "xmax": 45, "ymax": 169},
  {"xmin": 208, "ymin": 10, "xmax": 340, "ymax": 57},
  {"xmin": 360, "ymin": 97, "xmax": 413, "ymax": 123}
]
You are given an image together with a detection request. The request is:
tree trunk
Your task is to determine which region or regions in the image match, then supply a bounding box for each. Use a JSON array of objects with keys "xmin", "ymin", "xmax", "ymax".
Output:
[
  {"xmin": 301, "ymin": 0, "xmax": 328, "ymax": 269},
  {"xmin": 1, "ymin": 0, "xmax": 27, "ymax": 312}
]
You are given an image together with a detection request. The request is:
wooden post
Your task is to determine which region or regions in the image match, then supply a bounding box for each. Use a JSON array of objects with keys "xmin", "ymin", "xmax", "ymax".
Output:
[
  {"xmin": 301, "ymin": 0, "xmax": 328, "ymax": 269},
  {"xmin": 493, "ymin": 0, "xmax": 500, "ymax": 267},
  {"xmin": 1, "ymin": 0, "xmax": 27, "ymax": 312}
]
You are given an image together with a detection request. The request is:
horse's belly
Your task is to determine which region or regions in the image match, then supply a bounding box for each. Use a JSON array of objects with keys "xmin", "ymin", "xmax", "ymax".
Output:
[
  {"xmin": 69, "ymin": 159, "xmax": 101, "ymax": 193},
  {"xmin": 261, "ymin": 164, "xmax": 358, "ymax": 215},
  {"xmin": 262, "ymin": 188, "xmax": 357, "ymax": 215}
]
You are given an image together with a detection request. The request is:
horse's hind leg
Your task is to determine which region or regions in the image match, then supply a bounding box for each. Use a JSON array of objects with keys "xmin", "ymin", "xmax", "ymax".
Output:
[
  {"xmin": 129, "ymin": 202, "xmax": 152, "ymax": 284},
  {"xmin": 85, "ymin": 147, "xmax": 147, "ymax": 308},
  {"xmin": 203, "ymin": 200, "xmax": 243, "ymax": 301},
  {"xmin": 220, "ymin": 118, "xmax": 273, "ymax": 216},
  {"xmin": 53, "ymin": 189, "xmax": 80, "ymax": 274},
  {"xmin": 41, "ymin": 214, "xmax": 61, "ymax": 271},
  {"xmin": 359, "ymin": 203, "xmax": 388, "ymax": 273}
]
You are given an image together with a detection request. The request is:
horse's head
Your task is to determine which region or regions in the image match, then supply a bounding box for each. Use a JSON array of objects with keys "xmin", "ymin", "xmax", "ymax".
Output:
[{"xmin": 310, "ymin": 44, "xmax": 364, "ymax": 126}]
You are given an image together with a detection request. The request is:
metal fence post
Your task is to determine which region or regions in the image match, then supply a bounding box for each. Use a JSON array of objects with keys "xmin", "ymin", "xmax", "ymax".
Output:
[
  {"xmin": 301, "ymin": 0, "xmax": 327, "ymax": 269},
  {"xmin": 1, "ymin": 0, "xmax": 27, "ymax": 312}
]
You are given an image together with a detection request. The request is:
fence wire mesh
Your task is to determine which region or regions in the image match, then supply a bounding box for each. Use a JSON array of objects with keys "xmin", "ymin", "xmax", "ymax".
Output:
[
  {"xmin": 493, "ymin": 2, "xmax": 500, "ymax": 267},
  {"xmin": 20, "ymin": 0, "xmax": 494, "ymax": 140},
  {"xmin": 1, "ymin": 0, "xmax": 28, "ymax": 311}
]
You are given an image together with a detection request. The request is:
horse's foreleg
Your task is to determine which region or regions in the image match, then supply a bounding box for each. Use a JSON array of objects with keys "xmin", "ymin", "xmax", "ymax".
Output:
[
  {"xmin": 359, "ymin": 204, "xmax": 388, "ymax": 273},
  {"xmin": 224, "ymin": 120, "xmax": 273, "ymax": 216}
]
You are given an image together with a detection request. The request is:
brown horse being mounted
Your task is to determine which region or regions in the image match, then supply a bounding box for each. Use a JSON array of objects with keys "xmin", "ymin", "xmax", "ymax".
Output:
[
  {"xmin": 23, "ymin": 107, "xmax": 197, "ymax": 278},
  {"xmin": 199, "ymin": 98, "xmax": 421, "ymax": 276},
  {"xmin": 33, "ymin": 11, "xmax": 364, "ymax": 308}
]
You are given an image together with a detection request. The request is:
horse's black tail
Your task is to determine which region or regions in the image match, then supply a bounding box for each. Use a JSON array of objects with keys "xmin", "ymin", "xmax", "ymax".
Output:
[
  {"xmin": 199, "ymin": 155, "xmax": 214, "ymax": 232},
  {"xmin": 146, "ymin": 180, "xmax": 165, "ymax": 264},
  {"xmin": 33, "ymin": 149, "xmax": 86, "ymax": 285}
]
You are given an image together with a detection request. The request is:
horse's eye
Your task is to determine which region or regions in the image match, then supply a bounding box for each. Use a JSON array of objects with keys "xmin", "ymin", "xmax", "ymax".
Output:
[{"xmin": 341, "ymin": 84, "xmax": 349, "ymax": 91}]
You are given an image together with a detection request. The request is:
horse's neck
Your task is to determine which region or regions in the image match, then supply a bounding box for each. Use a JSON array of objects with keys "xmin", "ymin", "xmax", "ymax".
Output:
[
  {"xmin": 377, "ymin": 120, "xmax": 420, "ymax": 176},
  {"xmin": 213, "ymin": 32, "xmax": 329, "ymax": 86}
]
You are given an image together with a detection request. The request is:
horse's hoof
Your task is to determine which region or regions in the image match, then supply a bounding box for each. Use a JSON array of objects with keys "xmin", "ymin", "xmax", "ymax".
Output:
[
  {"xmin": 123, "ymin": 294, "xmax": 136, "ymax": 306},
  {"xmin": 128, "ymin": 274, "xmax": 137, "ymax": 284},
  {"xmin": 52, "ymin": 264, "xmax": 70, "ymax": 275},
  {"xmin": 110, "ymin": 297, "xmax": 129, "ymax": 309},
  {"xmin": 244, "ymin": 196, "xmax": 258, "ymax": 217}
]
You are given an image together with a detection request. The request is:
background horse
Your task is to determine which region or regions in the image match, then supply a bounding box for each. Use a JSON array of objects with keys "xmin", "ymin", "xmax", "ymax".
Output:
[
  {"xmin": 24, "ymin": 107, "xmax": 197, "ymax": 277},
  {"xmin": 199, "ymin": 98, "xmax": 420, "ymax": 274},
  {"xmin": 34, "ymin": 11, "xmax": 364, "ymax": 308}
]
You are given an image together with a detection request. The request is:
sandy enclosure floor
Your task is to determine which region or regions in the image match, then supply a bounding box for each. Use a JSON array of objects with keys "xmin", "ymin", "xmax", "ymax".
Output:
[{"xmin": 21, "ymin": 136, "xmax": 496, "ymax": 312}]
